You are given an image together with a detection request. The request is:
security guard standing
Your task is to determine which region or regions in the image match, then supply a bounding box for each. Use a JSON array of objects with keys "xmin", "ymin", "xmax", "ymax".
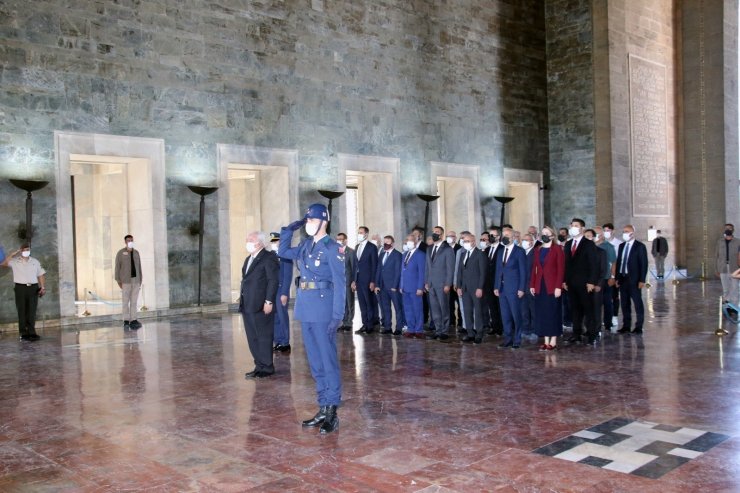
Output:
[{"xmin": 279, "ymin": 203, "xmax": 345, "ymax": 434}]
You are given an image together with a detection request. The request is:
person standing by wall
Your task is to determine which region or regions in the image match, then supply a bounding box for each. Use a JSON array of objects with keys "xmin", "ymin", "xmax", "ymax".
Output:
[
  {"xmin": 114, "ymin": 235, "xmax": 142, "ymax": 330},
  {"xmin": 651, "ymin": 230, "xmax": 669, "ymax": 279},
  {"xmin": 270, "ymin": 232, "xmax": 294, "ymax": 353},
  {"xmin": 1, "ymin": 244, "xmax": 46, "ymax": 341}
]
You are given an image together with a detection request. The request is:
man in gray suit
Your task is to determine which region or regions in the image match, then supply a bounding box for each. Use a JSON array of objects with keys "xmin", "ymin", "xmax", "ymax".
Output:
[
  {"xmin": 716, "ymin": 224, "xmax": 740, "ymax": 300},
  {"xmin": 452, "ymin": 230, "xmax": 471, "ymax": 335},
  {"xmin": 336, "ymin": 232, "xmax": 357, "ymax": 331},
  {"xmin": 456, "ymin": 232, "xmax": 488, "ymax": 343},
  {"xmin": 425, "ymin": 225, "xmax": 455, "ymax": 342}
]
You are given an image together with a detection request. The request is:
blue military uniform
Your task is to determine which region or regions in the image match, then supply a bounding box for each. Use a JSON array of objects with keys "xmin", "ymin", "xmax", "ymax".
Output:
[
  {"xmin": 271, "ymin": 233, "xmax": 294, "ymax": 349},
  {"xmin": 279, "ymin": 215, "xmax": 345, "ymax": 409}
]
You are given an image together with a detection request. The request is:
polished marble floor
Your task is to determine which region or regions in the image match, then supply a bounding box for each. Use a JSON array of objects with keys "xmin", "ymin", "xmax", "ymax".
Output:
[{"xmin": 1, "ymin": 280, "xmax": 740, "ymax": 492}]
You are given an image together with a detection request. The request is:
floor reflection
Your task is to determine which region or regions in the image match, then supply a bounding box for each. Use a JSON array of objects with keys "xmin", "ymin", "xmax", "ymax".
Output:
[{"xmin": 0, "ymin": 280, "xmax": 739, "ymax": 491}]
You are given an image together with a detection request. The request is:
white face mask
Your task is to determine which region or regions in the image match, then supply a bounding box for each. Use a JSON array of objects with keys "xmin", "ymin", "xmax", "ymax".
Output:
[
  {"xmin": 246, "ymin": 242, "xmax": 257, "ymax": 254},
  {"xmin": 402, "ymin": 243, "xmax": 410, "ymax": 252},
  {"xmin": 569, "ymin": 226, "xmax": 581, "ymax": 237},
  {"xmin": 271, "ymin": 243, "xmax": 279, "ymax": 252},
  {"xmin": 446, "ymin": 236, "xmax": 454, "ymax": 245},
  {"xmin": 370, "ymin": 239, "xmax": 378, "ymax": 247},
  {"xmin": 305, "ymin": 222, "xmax": 320, "ymax": 236},
  {"xmin": 622, "ymin": 232, "xmax": 632, "ymax": 242},
  {"xmin": 478, "ymin": 241, "xmax": 488, "ymax": 250},
  {"xmin": 462, "ymin": 242, "xmax": 474, "ymax": 251},
  {"xmin": 21, "ymin": 250, "xmax": 30, "ymax": 258},
  {"xmin": 405, "ymin": 241, "xmax": 415, "ymax": 251},
  {"xmin": 521, "ymin": 240, "xmax": 531, "ymax": 250},
  {"xmin": 127, "ymin": 241, "xmax": 135, "ymax": 249},
  {"xmin": 603, "ymin": 230, "xmax": 612, "ymax": 239},
  {"xmin": 357, "ymin": 233, "xmax": 366, "ymax": 243}
]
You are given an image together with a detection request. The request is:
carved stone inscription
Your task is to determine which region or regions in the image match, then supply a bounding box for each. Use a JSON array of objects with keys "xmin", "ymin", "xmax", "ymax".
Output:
[{"xmin": 629, "ymin": 55, "xmax": 669, "ymax": 217}]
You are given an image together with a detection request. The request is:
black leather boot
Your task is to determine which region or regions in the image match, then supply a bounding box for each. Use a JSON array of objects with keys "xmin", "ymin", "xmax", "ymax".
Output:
[
  {"xmin": 302, "ymin": 406, "xmax": 327, "ymax": 427},
  {"xmin": 319, "ymin": 405, "xmax": 339, "ymax": 434}
]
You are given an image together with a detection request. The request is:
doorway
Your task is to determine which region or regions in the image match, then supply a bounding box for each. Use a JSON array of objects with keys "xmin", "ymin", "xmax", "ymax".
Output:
[
  {"xmin": 227, "ymin": 164, "xmax": 289, "ymax": 298},
  {"xmin": 436, "ymin": 177, "xmax": 476, "ymax": 235},
  {"xmin": 504, "ymin": 168, "xmax": 543, "ymax": 231},
  {"xmin": 344, "ymin": 171, "xmax": 394, "ymax": 247}
]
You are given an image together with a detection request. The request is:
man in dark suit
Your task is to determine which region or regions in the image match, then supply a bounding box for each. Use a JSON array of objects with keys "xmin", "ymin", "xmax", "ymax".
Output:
[
  {"xmin": 493, "ymin": 227, "xmax": 527, "ymax": 349},
  {"xmin": 354, "ymin": 226, "xmax": 378, "ymax": 334},
  {"xmin": 616, "ymin": 224, "xmax": 648, "ymax": 334},
  {"xmin": 563, "ymin": 218, "xmax": 601, "ymax": 345},
  {"xmin": 375, "ymin": 235, "xmax": 405, "ymax": 335},
  {"xmin": 336, "ymin": 233, "xmax": 356, "ymax": 331},
  {"xmin": 651, "ymin": 229, "xmax": 669, "ymax": 279},
  {"xmin": 425, "ymin": 226, "xmax": 455, "ymax": 341},
  {"xmin": 456, "ymin": 232, "xmax": 488, "ymax": 343},
  {"xmin": 401, "ymin": 234, "xmax": 426, "ymax": 338},
  {"xmin": 446, "ymin": 231, "xmax": 462, "ymax": 327},
  {"xmin": 240, "ymin": 231, "xmax": 280, "ymax": 378},
  {"xmin": 485, "ymin": 227, "xmax": 505, "ymax": 335}
]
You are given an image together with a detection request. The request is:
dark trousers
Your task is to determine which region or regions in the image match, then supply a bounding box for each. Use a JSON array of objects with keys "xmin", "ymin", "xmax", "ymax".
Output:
[
  {"xmin": 462, "ymin": 289, "xmax": 483, "ymax": 337},
  {"xmin": 343, "ymin": 281, "xmax": 355, "ymax": 325},
  {"xmin": 15, "ymin": 283, "xmax": 39, "ymax": 336},
  {"xmin": 562, "ymin": 290, "xmax": 573, "ymax": 326},
  {"xmin": 585, "ymin": 282, "xmax": 604, "ymax": 341},
  {"xmin": 520, "ymin": 292, "xmax": 535, "ymax": 336},
  {"xmin": 379, "ymin": 288, "xmax": 405, "ymax": 331},
  {"xmin": 602, "ymin": 283, "xmax": 615, "ymax": 329},
  {"xmin": 241, "ymin": 309, "xmax": 275, "ymax": 373},
  {"xmin": 619, "ymin": 278, "xmax": 645, "ymax": 329},
  {"xmin": 611, "ymin": 284, "xmax": 620, "ymax": 316},
  {"xmin": 487, "ymin": 291, "xmax": 503, "ymax": 334},
  {"xmin": 357, "ymin": 282, "xmax": 377, "ymax": 327},
  {"xmin": 499, "ymin": 290, "xmax": 523, "ymax": 345},
  {"xmin": 449, "ymin": 289, "xmax": 462, "ymax": 327},
  {"xmin": 569, "ymin": 285, "xmax": 592, "ymax": 338}
]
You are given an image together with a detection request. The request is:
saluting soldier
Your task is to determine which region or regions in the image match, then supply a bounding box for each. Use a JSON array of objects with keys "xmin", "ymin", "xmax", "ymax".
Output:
[{"xmin": 279, "ymin": 203, "xmax": 345, "ymax": 434}]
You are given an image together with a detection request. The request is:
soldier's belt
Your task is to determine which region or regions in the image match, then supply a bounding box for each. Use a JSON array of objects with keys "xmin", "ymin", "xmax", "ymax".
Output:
[{"xmin": 300, "ymin": 281, "xmax": 333, "ymax": 290}]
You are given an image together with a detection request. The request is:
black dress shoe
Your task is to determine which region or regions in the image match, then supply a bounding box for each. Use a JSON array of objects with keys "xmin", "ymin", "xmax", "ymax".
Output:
[
  {"xmin": 461, "ymin": 336, "xmax": 475, "ymax": 343},
  {"xmin": 438, "ymin": 334, "xmax": 450, "ymax": 342},
  {"xmin": 129, "ymin": 320, "xmax": 142, "ymax": 330},
  {"xmin": 277, "ymin": 344, "xmax": 292, "ymax": 353},
  {"xmin": 497, "ymin": 342, "xmax": 513, "ymax": 349},
  {"xmin": 566, "ymin": 336, "xmax": 581, "ymax": 344},
  {"xmin": 474, "ymin": 338, "xmax": 482, "ymax": 344},
  {"xmin": 392, "ymin": 330, "xmax": 402, "ymax": 336},
  {"xmin": 302, "ymin": 406, "xmax": 328, "ymax": 427},
  {"xmin": 254, "ymin": 371, "xmax": 274, "ymax": 378},
  {"xmin": 631, "ymin": 328, "xmax": 643, "ymax": 334},
  {"xmin": 511, "ymin": 344, "xmax": 520, "ymax": 350},
  {"xmin": 380, "ymin": 329, "xmax": 392, "ymax": 335},
  {"xmin": 426, "ymin": 334, "xmax": 439, "ymax": 340},
  {"xmin": 364, "ymin": 327, "xmax": 375, "ymax": 334},
  {"xmin": 617, "ymin": 327, "xmax": 630, "ymax": 334},
  {"xmin": 244, "ymin": 370, "xmax": 258, "ymax": 379},
  {"xmin": 319, "ymin": 405, "xmax": 339, "ymax": 434},
  {"xmin": 20, "ymin": 334, "xmax": 41, "ymax": 341},
  {"xmin": 355, "ymin": 326, "xmax": 367, "ymax": 334},
  {"xmin": 273, "ymin": 344, "xmax": 281, "ymax": 351}
]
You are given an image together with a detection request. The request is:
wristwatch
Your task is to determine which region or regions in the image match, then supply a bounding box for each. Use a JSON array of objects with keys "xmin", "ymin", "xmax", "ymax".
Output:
[{"xmin": 264, "ymin": 300, "xmax": 273, "ymax": 305}]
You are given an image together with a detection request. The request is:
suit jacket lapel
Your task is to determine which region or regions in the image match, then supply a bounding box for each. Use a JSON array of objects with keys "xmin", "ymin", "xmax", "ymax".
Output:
[{"xmin": 245, "ymin": 249, "xmax": 263, "ymax": 276}]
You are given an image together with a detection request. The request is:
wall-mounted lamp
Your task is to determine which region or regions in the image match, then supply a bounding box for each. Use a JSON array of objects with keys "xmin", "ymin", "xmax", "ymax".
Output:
[
  {"xmin": 9, "ymin": 179, "xmax": 49, "ymax": 247},
  {"xmin": 493, "ymin": 196, "xmax": 514, "ymax": 227},
  {"xmin": 187, "ymin": 185, "xmax": 219, "ymax": 306}
]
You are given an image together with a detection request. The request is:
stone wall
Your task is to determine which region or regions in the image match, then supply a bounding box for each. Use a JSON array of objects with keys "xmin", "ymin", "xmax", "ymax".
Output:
[
  {"xmin": 0, "ymin": 0, "xmax": 549, "ymax": 320},
  {"xmin": 545, "ymin": 0, "xmax": 596, "ymax": 229}
]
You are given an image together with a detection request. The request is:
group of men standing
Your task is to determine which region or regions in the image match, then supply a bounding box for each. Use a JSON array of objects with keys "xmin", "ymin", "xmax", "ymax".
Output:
[{"xmin": 333, "ymin": 219, "xmax": 652, "ymax": 350}]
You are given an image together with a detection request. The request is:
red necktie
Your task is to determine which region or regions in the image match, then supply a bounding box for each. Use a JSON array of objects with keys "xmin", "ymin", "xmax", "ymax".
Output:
[{"xmin": 571, "ymin": 240, "xmax": 577, "ymax": 255}]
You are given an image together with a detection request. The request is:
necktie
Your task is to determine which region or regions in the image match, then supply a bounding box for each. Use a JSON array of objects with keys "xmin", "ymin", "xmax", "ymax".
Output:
[
  {"xmin": 357, "ymin": 242, "xmax": 364, "ymax": 260},
  {"xmin": 405, "ymin": 251, "xmax": 411, "ymax": 265},
  {"xmin": 489, "ymin": 246, "xmax": 494, "ymax": 260},
  {"xmin": 502, "ymin": 248, "xmax": 509, "ymax": 265},
  {"xmin": 571, "ymin": 240, "xmax": 577, "ymax": 255},
  {"xmin": 622, "ymin": 243, "xmax": 630, "ymax": 274},
  {"xmin": 246, "ymin": 255, "xmax": 254, "ymax": 274},
  {"xmin": 464, "ymin": 251, "xmax": 470, "ymax": 265},
  {"xmin": 432, "ymin": 245, "xmax": 438, "ymax": 261},
  {"xmin": 383, "ymin": 251, "xmax": 389, "ymax": 265}
]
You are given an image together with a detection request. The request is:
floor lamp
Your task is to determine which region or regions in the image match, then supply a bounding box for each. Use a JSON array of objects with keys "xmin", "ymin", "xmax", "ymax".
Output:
[
  {"xmin": 494, "ymin": 196, "xmax": 514, "ymax": 228},
  {"xmin": 187, "ymin": 185, "xmax": 219, "ymax": 306},
  {"xmin": 317, "ymin": 190, "xmax": 344, "ymax": 234},
  {"xmin": 417, "ymin": 194, "xmax": 440, "ymax": 239}
]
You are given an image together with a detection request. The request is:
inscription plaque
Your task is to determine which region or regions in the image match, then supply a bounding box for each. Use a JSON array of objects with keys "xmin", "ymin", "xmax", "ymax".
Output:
[{"xmin": 629, "ymin": 54, "xmax": 669, "ymax": 217}]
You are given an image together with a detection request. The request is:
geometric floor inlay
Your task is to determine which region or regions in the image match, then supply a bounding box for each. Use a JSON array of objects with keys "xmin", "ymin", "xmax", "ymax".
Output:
[{"xmin": 533, "ymin": 417, "xmax": 730, "ymax": 479}]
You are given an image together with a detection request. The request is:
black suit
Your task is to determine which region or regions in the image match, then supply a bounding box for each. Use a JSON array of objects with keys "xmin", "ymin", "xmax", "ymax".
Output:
[
  {"xmin": 564, "ymin": 237, "xmax": 601, "ymax": 341},
  {"xmin": 457, "ymin": 248, "xmax": 488, "ymax": 338},
  {"xmin": 616, "ymin": 240, "xmax": 648, "ymax": 330},
  {"xmin": 449, "ymin": 243, "xmax": 463, "ymax": 326},
  {"xmin": 240, "ymin": 249, "xmax": 280, "ymax": 374},
  {"xmin": 485, "ymin": 244, "xmax": 504, "ymax": 334}
]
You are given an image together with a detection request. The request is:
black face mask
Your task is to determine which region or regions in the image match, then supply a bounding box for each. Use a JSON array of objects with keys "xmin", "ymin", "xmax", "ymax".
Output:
[
  {"xmin": 541, "ymin": 235, "xmax": 551, "ymax": 244},
  {"xmin": 491, "ymin": 235, "xmax": 500, "ymax": 243},
  {"xmin": 431, "ymin": 233, "xmax": 441, "ymax": 242},
  {"xmin": 725, "ymin": 230, "xmax": 734, "ymax": 237},
  {"xmin": 557, "ymin": 234, "xmax": 566, "ymax": 243},
  {"xmin": 501, "ymin": 236, "xmax": 511, "ymax": 246}
]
